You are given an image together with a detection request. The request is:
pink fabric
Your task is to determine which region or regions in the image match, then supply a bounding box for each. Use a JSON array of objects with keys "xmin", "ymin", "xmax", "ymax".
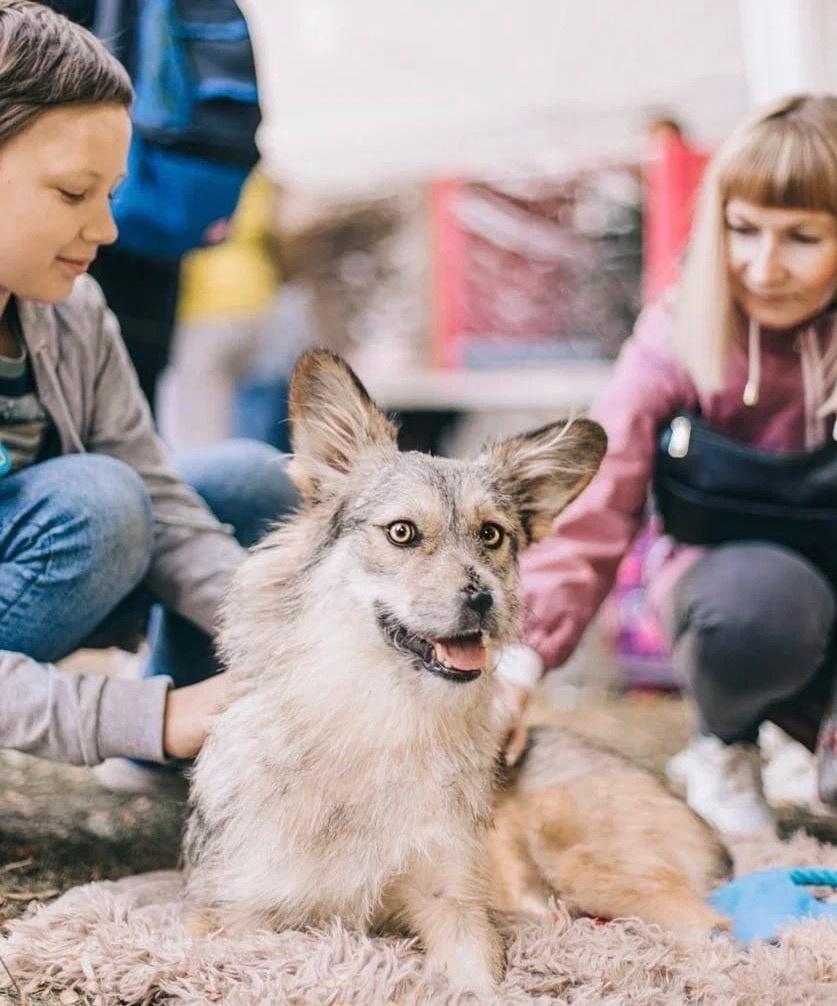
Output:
[
  {"xmin": 521, "ymin": 300, "xmax": 837, "ymax": 669},
  {"xmin": 642, "ymin": 135, "xmax": 709, "ymax": 304},
  {"xmin": 605, "ymin": 524, "xmax": 689, "ymax": 689}
]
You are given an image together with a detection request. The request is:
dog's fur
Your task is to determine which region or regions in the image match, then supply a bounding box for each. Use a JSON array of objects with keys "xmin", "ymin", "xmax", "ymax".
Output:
[
  {"xmin": 488, "ymin": 726, "xmax": 732, "ymax": 936},
  {"xmin": 183, "ymin": 350, "xmax": 727, "ymax": 994}
]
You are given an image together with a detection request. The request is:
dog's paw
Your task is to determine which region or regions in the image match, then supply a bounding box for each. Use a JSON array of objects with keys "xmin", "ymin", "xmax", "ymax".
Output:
[{"xmin": 428, "ymin": 930, "xmax": 504, "ymax": 999}]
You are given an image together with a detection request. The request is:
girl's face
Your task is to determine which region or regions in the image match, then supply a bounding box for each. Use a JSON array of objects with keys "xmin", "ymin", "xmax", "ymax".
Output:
[
  {"xmin": 726, "ymin": 199, "xmax": 837, "ymax": 330},
  {"xmin": 0, "ymin": 102, "xmax": 130, "ymax": 304}
]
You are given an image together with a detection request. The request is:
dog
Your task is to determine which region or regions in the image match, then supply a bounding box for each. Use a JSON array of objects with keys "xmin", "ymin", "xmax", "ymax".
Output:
[
  {"xmin": 183, "ymin": 349, "xmax": 727, "ymax": 994},
  {"xmin": 487, "ymin": 725, "xmax": 732, "ymax": 936},
  {"xmin": 183, "ymin": 348, "xmax": 605, "ymax": 993}
]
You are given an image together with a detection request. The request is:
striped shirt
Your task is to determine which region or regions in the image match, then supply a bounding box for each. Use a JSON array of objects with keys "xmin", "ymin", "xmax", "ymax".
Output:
[{"xmin": 0, "ymin": 304, "xmax": 51, "ymax": 473}]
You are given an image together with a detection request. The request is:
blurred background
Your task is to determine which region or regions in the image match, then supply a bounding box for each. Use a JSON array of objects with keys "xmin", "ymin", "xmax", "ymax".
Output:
[{"xmin": 41, "ymin": 0, "xmax": 837, "ymax": 813}]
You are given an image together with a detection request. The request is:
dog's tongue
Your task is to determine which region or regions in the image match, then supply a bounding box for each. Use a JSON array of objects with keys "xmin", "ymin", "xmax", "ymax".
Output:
[{"xmin": 434, "ymin": 638, "xmax": 486, "ymax": 672}]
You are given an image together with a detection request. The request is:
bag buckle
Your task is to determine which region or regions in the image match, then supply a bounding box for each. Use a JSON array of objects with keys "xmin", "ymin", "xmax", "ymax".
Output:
[{"xmin": 667, "ymin": 416, "xmax": 691, "ymax": 459}]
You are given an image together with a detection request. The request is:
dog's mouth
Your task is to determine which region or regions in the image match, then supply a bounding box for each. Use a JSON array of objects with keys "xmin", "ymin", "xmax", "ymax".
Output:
[{"xmin": 377, "ymin": 609, "xmax": 487, "ymax": 683}]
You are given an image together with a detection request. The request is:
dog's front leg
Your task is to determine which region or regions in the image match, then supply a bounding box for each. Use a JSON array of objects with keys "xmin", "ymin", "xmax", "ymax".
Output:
[{"xmin": 385, "ymin": 854, "xmax": 504, "ymax": 996}]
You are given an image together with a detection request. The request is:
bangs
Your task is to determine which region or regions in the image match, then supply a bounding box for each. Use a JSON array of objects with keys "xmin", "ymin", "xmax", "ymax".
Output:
[{"xmin": 720, "ymin": 122, "xmax": 837, "ymax": 214}]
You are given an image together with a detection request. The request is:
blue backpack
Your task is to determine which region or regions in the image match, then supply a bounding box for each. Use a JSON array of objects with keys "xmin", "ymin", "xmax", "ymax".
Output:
[{"xmin": 104, "ymin": 0, "xmax": 260, "ymax": 260}]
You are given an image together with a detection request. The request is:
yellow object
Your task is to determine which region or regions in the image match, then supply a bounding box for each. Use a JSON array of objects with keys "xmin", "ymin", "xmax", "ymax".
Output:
[{"xmin": 177, "ymin": 168, "xmax": 280, "ymax": 322}]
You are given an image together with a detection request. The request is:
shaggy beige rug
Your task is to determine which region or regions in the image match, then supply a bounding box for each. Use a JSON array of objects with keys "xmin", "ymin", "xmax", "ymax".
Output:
[{"xmin": 2, "ymin": 832, "xmax": 837, "ymax": 1006}]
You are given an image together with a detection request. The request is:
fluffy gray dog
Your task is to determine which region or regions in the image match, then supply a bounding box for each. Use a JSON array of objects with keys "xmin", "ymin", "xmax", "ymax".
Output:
[{"xmin": 183, "ymin": 349, "xmax": 605, "ymax": 994}]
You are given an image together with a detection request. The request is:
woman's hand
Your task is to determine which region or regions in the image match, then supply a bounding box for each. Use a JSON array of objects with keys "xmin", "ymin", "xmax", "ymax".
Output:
[
  {"xmin": 493, "ymin": 680, "xmax": 532, "ymax": 766},
  {"xmin": 163, "ymin": 672, "xmax": 237, "ymax": 760},
  {"xmin": 492, "ymin": 644, "xmax": 544, "ymax": 766}
]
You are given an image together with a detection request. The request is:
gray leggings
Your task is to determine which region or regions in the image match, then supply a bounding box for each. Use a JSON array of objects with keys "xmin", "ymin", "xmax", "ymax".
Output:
[{"xmin": 669, "ymin": 543, "xmax": 836, "ymax": 747}]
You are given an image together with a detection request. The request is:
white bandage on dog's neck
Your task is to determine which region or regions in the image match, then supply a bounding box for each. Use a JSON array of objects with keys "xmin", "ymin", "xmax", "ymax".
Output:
[{"xmin": 495, "ymin": 644, "xmax": 544, "ymax": 690}]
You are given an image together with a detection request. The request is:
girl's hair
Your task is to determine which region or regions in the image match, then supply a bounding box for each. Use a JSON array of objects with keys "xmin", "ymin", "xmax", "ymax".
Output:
[
  {"xmin": 674, "ymin": 94, "xmax": 837, "ymax": 392},
  {"xmin": 0, "ymin": 0, "xmax": 132, "ymax": 147}
]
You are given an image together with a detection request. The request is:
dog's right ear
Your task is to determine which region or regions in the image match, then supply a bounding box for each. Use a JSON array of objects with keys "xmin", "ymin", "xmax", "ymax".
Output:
[
  {"xmin": 481, "ymin": 417, "xmax": 607, "ymax": 545},
  {"xmin": 288, "ymin": 349, "xmax": 398, "ymax": 499}
]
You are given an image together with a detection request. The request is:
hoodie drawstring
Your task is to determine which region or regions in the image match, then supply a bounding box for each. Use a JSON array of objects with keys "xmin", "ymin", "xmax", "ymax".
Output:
[
  {"xmin": 743, "ymin": 318, "xmax": 761, "ymax": 407},
  {"xmin": 816, "ymin": 316, "xmax": 837, "ymax": 441},
  {"xmin": 744, "ymin": 315, "xmax": 837, "ymax": 446},
  {"xmin": 798, "ymin": 327, "xmax": 828, "ymax": 449}
]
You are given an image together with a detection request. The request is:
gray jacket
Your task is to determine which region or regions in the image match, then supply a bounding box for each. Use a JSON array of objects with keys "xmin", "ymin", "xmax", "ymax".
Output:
[{"xmin": 1, "ymin": 276, "xmax": 245, "ymax": 765}]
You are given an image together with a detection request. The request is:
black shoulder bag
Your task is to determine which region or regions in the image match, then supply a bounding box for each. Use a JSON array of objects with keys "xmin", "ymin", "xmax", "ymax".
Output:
[{"xmin": 654, "ymin": 411, "xmax": 837, "ymax": 584}]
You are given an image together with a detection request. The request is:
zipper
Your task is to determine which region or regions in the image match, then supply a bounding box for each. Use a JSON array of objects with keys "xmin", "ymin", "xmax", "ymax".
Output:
[{"xmin": 667, "ymin": 415, "xmax": 691, "ymax": 458}]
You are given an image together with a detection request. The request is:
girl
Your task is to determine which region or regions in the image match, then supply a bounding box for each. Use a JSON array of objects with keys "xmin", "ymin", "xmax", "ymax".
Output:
[
  {"xmin": 515, "ymin": 94, "xmax": 837, "ymax": 836},
  {"xmin": 0, "ymin": 1, "xmax": 295, "ymax": 783}
]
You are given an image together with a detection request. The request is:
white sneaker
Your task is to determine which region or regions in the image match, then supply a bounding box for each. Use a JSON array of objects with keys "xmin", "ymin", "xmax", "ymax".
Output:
[
  {"xmin": 666, "ymin": 735, "xmax": 777, "ymax": 837},
  {"xmin": 92, "ymin": 758, "xmax": 189, "ymax": 802},
  {"xmin": 759, "ymin": 722, "xmax": 820, "ymax": 809}
]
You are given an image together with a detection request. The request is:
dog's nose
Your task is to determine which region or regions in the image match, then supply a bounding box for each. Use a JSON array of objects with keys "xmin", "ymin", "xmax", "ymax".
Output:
[{"xmin": 460, "ymin": 588, "xmax": 493, "ymax": 617}]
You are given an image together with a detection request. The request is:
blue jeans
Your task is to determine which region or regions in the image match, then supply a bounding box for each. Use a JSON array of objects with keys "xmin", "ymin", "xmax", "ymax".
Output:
[{"xmin": 0, "ymin": 440, "xmax": 297, "ymax": 685}]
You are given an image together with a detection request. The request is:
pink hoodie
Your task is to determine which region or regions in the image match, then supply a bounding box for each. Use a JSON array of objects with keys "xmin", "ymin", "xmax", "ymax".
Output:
[{"xmin": 520, "ymin": 300, "xmax": 837, "ymax": 670}]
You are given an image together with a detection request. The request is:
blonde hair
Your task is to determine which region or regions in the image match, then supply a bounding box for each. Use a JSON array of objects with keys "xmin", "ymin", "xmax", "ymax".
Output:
[{"xmin": 674, "ymin": 94, "xmax": 837, "ymax": 393}]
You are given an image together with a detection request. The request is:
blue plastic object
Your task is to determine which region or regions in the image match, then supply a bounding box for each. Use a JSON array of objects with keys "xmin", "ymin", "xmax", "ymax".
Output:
[
  {"xmin": 709, "ymin": 867, "xmax": 837, "ymax": 943},
  {"xmin": 0, "ymin": 441, "xmax": 11, "ymax": 476}
]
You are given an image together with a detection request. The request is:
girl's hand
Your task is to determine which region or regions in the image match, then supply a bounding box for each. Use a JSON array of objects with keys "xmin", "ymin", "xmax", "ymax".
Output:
[{"xmin": 163, "ymin": 672, "xmax": 237, "ymax": 760}]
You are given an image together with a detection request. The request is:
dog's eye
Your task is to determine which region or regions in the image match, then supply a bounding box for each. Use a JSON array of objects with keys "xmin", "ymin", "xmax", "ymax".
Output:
[
  {"xmin": 386, "ymin": 521, "xmax": 418, "ymax": 546},
  {"xmin": 479, "ymin": 523, "xmax": 505, "ymax": 549}
]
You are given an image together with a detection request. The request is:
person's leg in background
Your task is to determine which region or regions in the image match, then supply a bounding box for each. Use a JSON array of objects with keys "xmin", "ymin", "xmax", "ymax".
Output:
[
  {"xmin": 156, "ymin": 316, "xmax": 263, "ymax": 454},
  {"xmin": 157, "ymin": 169, "xmax": 286, "ymax": 451},
  {"xmin": 232, "ymin": 373, "xmax": 292, "ymax": 453},
  {"xmin": 231, "ymin": 281, "xmax": 317, "ymax": 453},
  {"xmin": 666, "ymin": 543, "xmax": 835, "ymax": 836}
]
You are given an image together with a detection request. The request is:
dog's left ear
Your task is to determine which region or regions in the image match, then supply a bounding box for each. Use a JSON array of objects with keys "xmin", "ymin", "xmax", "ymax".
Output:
[
  {"xmin": 481, "ymin": 418, "xmax": 607, "ymax": 544},
  {"xmin": 288, "ymin": 349, "xmax": 398, "ymax": 499}
]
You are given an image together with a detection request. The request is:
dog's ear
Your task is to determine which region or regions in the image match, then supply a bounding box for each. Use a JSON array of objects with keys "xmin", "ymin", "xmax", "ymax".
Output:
[
  {"xmin": 288, "ymin": 349, "xmax": 398, "ymax": 498},
  {"xmin": 481, "ymin": 418, "xmax": 607, "ymax": 544}
]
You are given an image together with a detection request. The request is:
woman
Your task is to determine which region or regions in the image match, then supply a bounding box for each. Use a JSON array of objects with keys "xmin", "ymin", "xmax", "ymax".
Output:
[{"xmin": 513, "ymin": 94, "xmax": 837, "ymax": 836}]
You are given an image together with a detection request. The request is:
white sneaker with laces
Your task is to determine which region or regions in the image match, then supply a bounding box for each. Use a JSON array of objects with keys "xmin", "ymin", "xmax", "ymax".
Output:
[
  {"xmin": 666, "ymin": 734, "xmax": 777, "ymax": 837},
  {"xmin": 759, "ymin": 722, "xmax": 821, "ymax": 810}
]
